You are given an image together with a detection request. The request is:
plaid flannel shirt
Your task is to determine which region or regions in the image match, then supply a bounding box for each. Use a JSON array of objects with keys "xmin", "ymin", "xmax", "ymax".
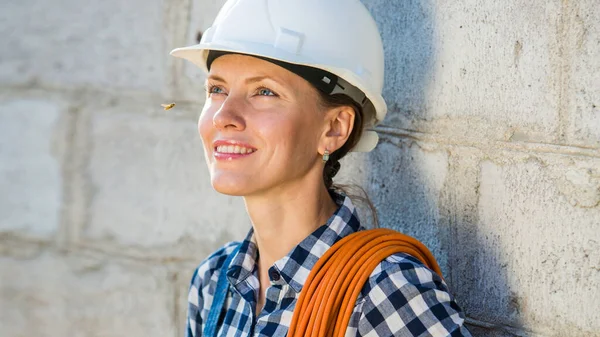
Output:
[{"xmin": 186, "ymin": 193, "xmax": 472, "ymax": 337}]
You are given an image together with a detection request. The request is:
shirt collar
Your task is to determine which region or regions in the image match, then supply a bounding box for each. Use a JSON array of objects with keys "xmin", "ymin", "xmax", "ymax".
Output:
[{"xmin": 226, "ymin": 192, "xmax": 364, "ymax": 293}]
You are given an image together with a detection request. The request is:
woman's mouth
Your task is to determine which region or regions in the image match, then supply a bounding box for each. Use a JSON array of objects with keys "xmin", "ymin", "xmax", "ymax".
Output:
[
  {"xmin": 215, "ymin": 145, "xmax": 256, "ymax": 155},
  {"xmin": 213, "ymin": 142, "xmax": 257, "ymax": 160}
]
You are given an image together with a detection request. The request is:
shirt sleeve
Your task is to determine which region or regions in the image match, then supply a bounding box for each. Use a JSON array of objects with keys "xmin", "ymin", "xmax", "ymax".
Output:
[
  {"xmin": 356, "ymin": 253, "xmax": 472, "ymax": 337},
  {"xmin": 186, "ymin": 264, "xmax": 205, "ymax": 337}
]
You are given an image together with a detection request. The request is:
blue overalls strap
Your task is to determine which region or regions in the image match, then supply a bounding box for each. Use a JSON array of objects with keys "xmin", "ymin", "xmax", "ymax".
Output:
[{"xmin": 203, "ymin": 243, "xmax": 241, "ymax": 337}]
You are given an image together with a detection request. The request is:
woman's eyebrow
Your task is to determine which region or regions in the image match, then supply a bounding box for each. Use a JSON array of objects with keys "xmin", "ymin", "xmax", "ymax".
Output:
[
  {"xmin": 207, "ymin": 74, "xmax": 285, "ymax": 86},
  {"xmin": 207, "ymin": 74, "xmax": 226, "ymax": 82},
  {"xmin": 245, "ymin": 75, "xmax": 288, "ymax": 89},
  {"xmin": 244, "ymin": 75, "xmax": 270, "ymax": 84}
]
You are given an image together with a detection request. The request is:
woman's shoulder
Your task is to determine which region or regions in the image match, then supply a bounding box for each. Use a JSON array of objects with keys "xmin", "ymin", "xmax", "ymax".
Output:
[
  {"xmin": 364, "ymin": 252, "xmax": 448, "ymax": 293},
  {"xmin": 356, "ymin": 252, "xmax": 471, "ymax": 336},
  {"xmin": 361, "ymin": 253, "xmax": 448, "ymax": 297},
  {"xmin": 190, "ymin": 241, "xmax": 241, "ymax": 290}
]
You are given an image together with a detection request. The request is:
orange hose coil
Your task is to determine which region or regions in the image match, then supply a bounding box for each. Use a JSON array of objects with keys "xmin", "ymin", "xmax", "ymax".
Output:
[{"xmin": 287, "ymin": 228, "xmax": 443, "ymax": 337}]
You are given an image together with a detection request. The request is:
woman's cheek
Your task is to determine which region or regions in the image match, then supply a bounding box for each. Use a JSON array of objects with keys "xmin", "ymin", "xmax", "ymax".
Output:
[{"xmin": 198, "ymin": 105, "xmax": 216, "ymax": 152}]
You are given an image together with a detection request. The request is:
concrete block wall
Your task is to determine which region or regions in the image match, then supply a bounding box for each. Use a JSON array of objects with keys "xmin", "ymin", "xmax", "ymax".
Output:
[{"xmin": 0, "ymin": 0, "xmax": 597, "ymax": 336}]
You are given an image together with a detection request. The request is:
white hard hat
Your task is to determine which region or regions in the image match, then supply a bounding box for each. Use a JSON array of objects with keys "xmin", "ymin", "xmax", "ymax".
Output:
[{"xmin": 170, "ymin": 0, "xmax": 387, "ymax": 152}]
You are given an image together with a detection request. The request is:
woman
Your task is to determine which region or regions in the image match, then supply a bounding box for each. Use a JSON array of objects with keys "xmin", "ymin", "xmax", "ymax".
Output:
[{"xmin": 171, "ymin": 0, "xmax": 472, "ymax": 336}]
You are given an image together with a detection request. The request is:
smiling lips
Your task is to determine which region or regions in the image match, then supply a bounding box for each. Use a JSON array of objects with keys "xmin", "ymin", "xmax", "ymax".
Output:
[
  {"xmin": 216, "ymin": 145, "xmax": 256, "ymax": 155},
  {"xmin": 213, "ymin": 141, "xmax": 257, "ymax": 160}
]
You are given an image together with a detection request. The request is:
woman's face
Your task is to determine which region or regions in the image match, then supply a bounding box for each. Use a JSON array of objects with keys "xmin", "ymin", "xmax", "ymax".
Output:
[{"xmin": 198, "ymin": 54, "xmax": 327, "ymax": 196}]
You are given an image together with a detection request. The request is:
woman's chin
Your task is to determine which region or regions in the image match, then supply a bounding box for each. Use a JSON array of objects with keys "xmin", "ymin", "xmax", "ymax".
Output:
[{"xmin": 210, "ymin": 174, "xmax": 252, "ymax": 196}]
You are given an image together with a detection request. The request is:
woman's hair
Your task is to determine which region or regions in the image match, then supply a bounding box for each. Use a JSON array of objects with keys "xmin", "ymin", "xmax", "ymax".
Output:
[{"xmin": 316, "ymin": 92, "xmax": 379, "ymax": 227}]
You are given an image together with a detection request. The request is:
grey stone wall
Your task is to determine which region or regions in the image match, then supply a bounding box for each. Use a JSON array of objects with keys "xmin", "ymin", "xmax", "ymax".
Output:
[{"xmin": 1, "ymin": 0, "xmax": 598, "ymax": 336}]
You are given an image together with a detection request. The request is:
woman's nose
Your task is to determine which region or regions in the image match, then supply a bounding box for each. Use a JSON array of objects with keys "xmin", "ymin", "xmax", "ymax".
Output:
[{"xmin": 212, "ymin": 95, "xmax": 246, "ymax": 131}]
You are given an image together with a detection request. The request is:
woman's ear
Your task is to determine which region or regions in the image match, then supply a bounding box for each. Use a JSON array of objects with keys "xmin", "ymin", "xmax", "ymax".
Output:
[{"xmin": 319, "ymin": 106, "xmax": 355, "ymax": 154}]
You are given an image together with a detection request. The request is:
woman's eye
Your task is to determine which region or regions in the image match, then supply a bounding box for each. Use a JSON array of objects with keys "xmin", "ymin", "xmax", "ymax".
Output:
[
  {"xmin": 257, "ymin": 88, "xmax": 276, "ymax": 96},
  {"xmin": 207, "ymin": 85, "xmax": 225, "ymax": 95}
]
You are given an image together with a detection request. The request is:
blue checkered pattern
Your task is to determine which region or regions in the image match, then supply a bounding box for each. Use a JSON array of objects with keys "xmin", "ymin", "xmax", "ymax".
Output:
[{"xmin": 186, "ymin": 193, "xmax": 472, "ymax": 337}]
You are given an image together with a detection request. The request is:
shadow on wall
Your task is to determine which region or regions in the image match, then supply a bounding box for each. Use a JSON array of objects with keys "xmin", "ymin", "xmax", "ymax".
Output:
[{"xmin": 357, "ymin": 1, "xmax": 526, "ymax": 336}]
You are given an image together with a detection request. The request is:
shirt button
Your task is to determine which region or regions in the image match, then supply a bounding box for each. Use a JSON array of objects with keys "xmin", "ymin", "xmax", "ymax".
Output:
[{"xmin": 269, "ymin": 268, "xmax": 281, "ymax": 281}]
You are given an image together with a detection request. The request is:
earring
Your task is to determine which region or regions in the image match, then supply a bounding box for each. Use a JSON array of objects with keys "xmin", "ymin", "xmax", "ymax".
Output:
[{"xmin": 322, "ymin": 150, "xmax": 330, "ymax": 163}]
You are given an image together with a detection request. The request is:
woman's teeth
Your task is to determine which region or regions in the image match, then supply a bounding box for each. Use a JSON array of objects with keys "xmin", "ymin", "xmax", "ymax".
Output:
[{"xmin": 216, "ymin": 145, "xmax": 256, "ymax": 154}]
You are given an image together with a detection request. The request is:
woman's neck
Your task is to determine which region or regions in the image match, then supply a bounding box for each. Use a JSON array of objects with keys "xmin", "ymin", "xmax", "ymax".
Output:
[{"xmin": 244, "ymin": 180, "xmax": 338, "ymax": 271}]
